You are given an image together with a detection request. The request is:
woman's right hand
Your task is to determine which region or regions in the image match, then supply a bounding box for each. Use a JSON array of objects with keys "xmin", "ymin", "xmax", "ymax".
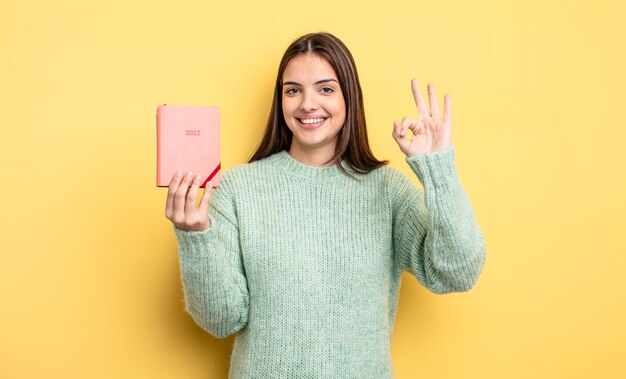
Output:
[{"xmin": 165, "ymin": 171, "xmax": 213, "ymax": 232}]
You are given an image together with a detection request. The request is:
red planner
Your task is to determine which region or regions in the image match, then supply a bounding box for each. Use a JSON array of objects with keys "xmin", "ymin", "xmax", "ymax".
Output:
[{"xmin": 156, "ymin": 104, "xmax": 221, "ymax": 188}]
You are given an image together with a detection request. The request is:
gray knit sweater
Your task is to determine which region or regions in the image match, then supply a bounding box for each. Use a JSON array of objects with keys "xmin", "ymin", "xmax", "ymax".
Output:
[{"xmin": 173, "ymin": 145, "xmax": 486, "ymax": 378}]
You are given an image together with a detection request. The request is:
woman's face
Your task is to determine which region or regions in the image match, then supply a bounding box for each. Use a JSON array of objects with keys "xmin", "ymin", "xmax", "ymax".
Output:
[{"xmin": 281, "ymin": 53, "xmax": 346, "ymax": 156}]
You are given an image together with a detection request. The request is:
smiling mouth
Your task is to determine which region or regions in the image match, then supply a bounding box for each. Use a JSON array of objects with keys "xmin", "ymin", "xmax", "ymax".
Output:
[{"xmin": 297, "ymin": 117, "xmax": 328, "ymax": 127}]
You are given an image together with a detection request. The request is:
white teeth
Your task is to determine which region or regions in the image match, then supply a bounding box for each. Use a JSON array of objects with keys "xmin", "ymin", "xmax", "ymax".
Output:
[{"xmin": 300, "ymin": 118, "xmax": 326, "ymax": 124}]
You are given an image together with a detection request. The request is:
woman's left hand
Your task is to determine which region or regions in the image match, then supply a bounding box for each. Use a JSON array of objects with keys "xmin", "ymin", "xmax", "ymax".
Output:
[{"xmin": 392, "ymin": 78, "xmax": 452, "ymax": 157}]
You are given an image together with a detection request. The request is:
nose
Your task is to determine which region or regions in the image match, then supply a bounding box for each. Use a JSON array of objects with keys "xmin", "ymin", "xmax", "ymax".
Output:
[{"xmin": 299, "ymin": 90, "xmax": 318, "ymax": 112}]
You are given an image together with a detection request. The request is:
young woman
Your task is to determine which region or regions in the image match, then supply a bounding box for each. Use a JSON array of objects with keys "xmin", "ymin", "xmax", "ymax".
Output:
[{"xmin": 165, "ymin": 32, "xmax": 486, "ymax": 378}]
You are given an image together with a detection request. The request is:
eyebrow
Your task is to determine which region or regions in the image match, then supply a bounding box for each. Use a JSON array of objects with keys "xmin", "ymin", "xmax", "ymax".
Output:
[{"xmin": 282, "ymin": 78, "xmax": 339, "ymax": 86}]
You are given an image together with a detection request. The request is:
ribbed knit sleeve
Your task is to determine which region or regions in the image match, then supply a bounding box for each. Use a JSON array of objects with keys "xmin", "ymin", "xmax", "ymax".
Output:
[
  {"xmin": 173, "ymin": 171, "xmax": 250, "ymax": 338},
  {"xmin": 391, "ymin": 145, "xmax": 486, "ymax": 294}
]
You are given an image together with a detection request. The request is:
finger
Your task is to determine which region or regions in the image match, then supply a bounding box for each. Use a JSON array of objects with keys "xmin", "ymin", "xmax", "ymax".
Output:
[
  {"xmin": 443, "ymin": 93, "xmax": 451, "ymax": 124},
  {"xmin": 418, "ymin": 123, "xmax": 425, "ymax": 135},
  {"xmin": 393, "ymin": 120, "xmax": 402, "ymax": 139},
  {"xmin": 401, "ymin": 117, "xmax": 418, "ymax": 137},
  {"xmin": 165, "ymin": 171, "xmax": 183, "ymax": 218},
  {"xmin": 198, "ymin": 181, "xmax": 213, "ymax": 216},
  {"xmin": 428, "ymin": 83, "xmax": 440, "ymax": 119},
  {"xmin": 411, "ymin": 78, "xmax": 430, "ymax": 118},
  {"xmin": 174, "ymin": 171, "xmax": 193, "ymax": 221},
  {"xmin": 424, "ymin": 118, "xmax": 438, "ymax": 135},
  {"xmin": 392, "ymin": 120, "xmax": 410, "ymax": 153},
  {"xmin": 185, "ymin": 173, "xmax": 201, "ymax": 214},
  {"xmin": 416, "ymin": 119, "xmax": 426, "ymax": 135},
  {"xmin": 400, "ymin": 117, "xmax": 410, "ymax": 137}
]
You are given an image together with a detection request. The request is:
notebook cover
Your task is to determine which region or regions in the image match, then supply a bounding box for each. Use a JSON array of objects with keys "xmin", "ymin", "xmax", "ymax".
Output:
[{"xmin": 156, "ymin": 104, "xmax": 221, "ymax": 188}]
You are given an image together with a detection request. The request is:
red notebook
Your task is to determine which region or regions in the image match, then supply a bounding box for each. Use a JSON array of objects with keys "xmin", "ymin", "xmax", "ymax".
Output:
[{"xmin": 156, "ymin": 105, "xmax": 221, "ymax": 188}]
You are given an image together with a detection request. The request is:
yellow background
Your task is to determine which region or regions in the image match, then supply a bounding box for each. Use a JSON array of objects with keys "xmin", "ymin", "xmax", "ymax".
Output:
[{"xmin": 1, "ymin": 0, "xmax": 625, "ymax": 377}]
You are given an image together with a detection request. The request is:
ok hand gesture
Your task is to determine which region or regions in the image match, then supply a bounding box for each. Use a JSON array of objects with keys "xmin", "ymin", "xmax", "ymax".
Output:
[{"xmin": 392, "ymin": 79, "xmax": 452, "ymax": 157}]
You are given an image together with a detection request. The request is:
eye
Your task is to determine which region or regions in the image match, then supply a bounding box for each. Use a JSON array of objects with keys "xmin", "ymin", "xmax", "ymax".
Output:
[
  {"xmin": 320, "ymin": 86, "xmax": 335, "ymax": 94},
  {"xmin": 284, "ymin": 87, "xmax": 300, "ymax": 95}
]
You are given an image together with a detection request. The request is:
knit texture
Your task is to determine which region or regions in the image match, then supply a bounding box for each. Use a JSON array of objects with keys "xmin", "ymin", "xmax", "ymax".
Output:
[{"xmin": 173, "ymin": 145, "xmax": 486, "ymax": 378}]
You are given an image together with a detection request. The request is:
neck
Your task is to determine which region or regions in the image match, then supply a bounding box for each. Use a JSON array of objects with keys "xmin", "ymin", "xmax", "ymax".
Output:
[{"xmin": 287, "ymin": 141, "xmax": 338, "ymax": 167}]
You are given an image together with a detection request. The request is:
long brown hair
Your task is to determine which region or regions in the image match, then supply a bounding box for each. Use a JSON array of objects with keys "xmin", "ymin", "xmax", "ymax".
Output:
[{"xmin": 248, "ymin": 32, "xmax": 388, "ymax": 179}]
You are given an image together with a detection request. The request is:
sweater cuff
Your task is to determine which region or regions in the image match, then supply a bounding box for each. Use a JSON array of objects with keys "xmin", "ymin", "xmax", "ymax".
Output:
[
  {"xmin": 172, "ymin": 216, "xmax": 216, "ymax": 261},
  {"xmin": 405, "ymin": 145, "xmax": 458, "ymax": 190}
]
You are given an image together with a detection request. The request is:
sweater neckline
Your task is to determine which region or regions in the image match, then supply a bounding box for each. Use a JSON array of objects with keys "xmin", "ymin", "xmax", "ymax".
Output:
[{"xmin": 273, "ymin": 150, "xmax": 354, "ymax": 180}]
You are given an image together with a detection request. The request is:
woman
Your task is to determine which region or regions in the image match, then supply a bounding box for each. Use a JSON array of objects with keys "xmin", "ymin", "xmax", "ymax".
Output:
[{"xmin": 165, "ymin": 32, "xmax": 486, "ymax": 378}]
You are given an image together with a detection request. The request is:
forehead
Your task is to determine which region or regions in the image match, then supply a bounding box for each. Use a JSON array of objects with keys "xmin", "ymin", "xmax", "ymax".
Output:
[{"xmin": 282, "ymin": 53, "xmax": 338, "ymax": 81}]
